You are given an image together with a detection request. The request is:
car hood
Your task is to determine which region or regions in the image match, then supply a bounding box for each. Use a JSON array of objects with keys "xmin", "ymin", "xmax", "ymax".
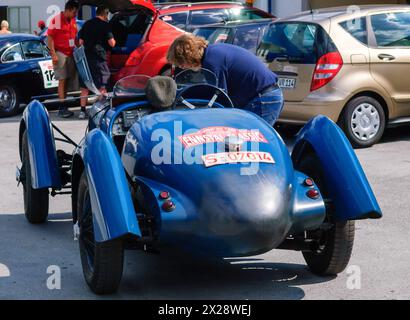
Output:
[{"xmin": 79, "ymin": 0, "xmax": 155, "ymax": 13}]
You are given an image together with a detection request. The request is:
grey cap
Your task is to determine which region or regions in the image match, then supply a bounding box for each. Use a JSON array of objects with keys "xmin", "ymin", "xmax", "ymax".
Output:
[{"xmin": 145, "ymin": 76, "xmax": 177, "ymax": 109}]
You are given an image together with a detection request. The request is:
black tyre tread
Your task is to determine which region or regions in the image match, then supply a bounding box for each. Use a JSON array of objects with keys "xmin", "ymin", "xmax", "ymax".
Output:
[
  {"xmin": 339, "ymin": 95, "xmax": 385, "ymax": 148},
  {"xmin": 77, "ymin": 173, "xmax": 124, "ymax": 295},
  {"xmin": 0, "ymin": 84, "xmax": 20, "ymax": 117},
  {"xmin": 297, "ymin": 153, "xmax": 355, "ymax": 276},
  {"xmin": 22, "ymin": 131, "xmax": 49, "ymax": 223}
]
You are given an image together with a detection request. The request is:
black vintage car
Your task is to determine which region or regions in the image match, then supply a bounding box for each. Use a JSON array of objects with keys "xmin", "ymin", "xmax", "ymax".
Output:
[
  {"xmin": 193, "ymin": 18, "xmax": 274, "ymax": 54},
  {"xmin": 0, "ymin": 34, "xmax": 57, "ymax": 117}
]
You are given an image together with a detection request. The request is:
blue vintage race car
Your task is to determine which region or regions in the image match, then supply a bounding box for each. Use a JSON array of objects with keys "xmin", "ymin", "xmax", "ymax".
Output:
[{"xmin": 16, "ymin": 58, "xmax": 382, "ymax": 294}]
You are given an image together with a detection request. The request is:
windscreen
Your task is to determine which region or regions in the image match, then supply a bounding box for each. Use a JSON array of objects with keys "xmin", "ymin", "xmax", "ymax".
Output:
[
  {"xmin": 174, "ymin": 68, "xmax": 218, "ymax": 88},
  {"xmin": 113, "ymin": 75, "xmax": 151, "ymax": 97}
]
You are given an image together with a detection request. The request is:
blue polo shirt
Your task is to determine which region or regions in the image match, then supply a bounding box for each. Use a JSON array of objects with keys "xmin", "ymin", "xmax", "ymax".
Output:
[{"xmin": 201, "ymin": 43, "xmax": 277, "ymax": 108}]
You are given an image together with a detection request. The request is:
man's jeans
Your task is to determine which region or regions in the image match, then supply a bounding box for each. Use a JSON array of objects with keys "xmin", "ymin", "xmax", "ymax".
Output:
[{"xmin": 243, "ymin": 85, "xmax": 284, "ymax": 126}]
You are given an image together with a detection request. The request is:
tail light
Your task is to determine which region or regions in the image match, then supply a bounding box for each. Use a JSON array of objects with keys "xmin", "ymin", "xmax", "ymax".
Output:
[{"xmin": 310, "ymin": 52, "xmax": 343, "ymax": 92}]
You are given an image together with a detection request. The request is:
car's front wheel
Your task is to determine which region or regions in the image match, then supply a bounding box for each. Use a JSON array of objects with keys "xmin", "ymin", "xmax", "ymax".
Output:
[
  {"xmin": 0, "ymin": 84, "xmax": 20, "ymax": 118},
  {"xmin": 77, "ymin": 172, "xmax": 124, "ymax": 294},
  {"xmin": 297, "ymin": 153, "xmax": 355, "ymax": 276},
  {"xmin": 339, "ymin": 96, "xmax": 385, "ymax": 148}
]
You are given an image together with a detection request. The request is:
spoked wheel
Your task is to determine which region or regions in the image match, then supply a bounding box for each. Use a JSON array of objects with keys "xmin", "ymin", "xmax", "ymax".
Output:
[
  {"xmin": 297, "ymin": 153, "xmax": 355, "ymax": 276},
  {"xmin": 77, "ymin": 172, "xmax": 124, "ymax": 294},
  {"xmin": 21, "ymin": 131, "xmax": 49, "ymax": 223}
]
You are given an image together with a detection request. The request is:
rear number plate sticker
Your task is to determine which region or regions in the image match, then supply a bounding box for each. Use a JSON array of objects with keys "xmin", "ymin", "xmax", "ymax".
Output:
[
  {"xmin": 202, "ymin": 152, "xmax": 275, "ymax": 168},
  {"xmin": 278, "ymin": 77, "xmax": 296, "ymax": 89}
]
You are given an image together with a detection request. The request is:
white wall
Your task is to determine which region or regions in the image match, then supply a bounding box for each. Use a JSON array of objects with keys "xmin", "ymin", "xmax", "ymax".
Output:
[{"xmin": 1, "ymin": 0, "xmax": 66, "ymax": 34}]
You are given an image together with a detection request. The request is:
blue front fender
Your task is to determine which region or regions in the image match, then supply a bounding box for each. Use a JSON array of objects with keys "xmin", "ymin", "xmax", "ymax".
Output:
[
  {"xmin": 82, "ymin": 129, "xmax": 141, "ymax": 242},
  {"xmin": 292, "ymin": 115, "xmax": 382, "ymax": 221},
  {"xmin": 20, "ymin": 100, "xmax": 61, "ymax": 189}
]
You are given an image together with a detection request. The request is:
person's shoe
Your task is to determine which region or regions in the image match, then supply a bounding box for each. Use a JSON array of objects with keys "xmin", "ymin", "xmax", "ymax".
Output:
[
  {"xmin": 78, "ymin": 110, "xmax": 87, "ymax": 119},
  {"xmin": 58, "ymin": 108, "xmax": 74, "ymax": 118}
]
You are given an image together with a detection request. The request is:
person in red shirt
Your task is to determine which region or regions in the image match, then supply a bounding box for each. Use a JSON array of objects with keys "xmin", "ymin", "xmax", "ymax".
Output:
[{"xmin": 47, "ymin": 0, "xmax": 79, "ymax": 118}]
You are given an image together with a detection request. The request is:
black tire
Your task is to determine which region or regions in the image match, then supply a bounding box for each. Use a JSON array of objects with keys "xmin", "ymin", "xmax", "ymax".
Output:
[
  {"xmin": 77, "ymin": 172, "xmax": 124, "ymax": 294},
  {"xmin": 297, "ymin": 153, "xmax": 355, "ymax": 276},
  {"xmin": 22, "ymin": 131, "xmax": 49, "ymax": 223},
  {"xmin": 0, "ymin": 84, "xmax": 20, "ymax": 117},
  {"xmin": 338, "ymin": 95, "xmax": 385, "ymax": 148}
]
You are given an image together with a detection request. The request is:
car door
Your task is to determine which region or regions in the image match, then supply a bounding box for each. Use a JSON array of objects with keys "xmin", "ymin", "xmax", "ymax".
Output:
[
  {"xmin": 368, "ymin": 10, "xmax": 410, "ymax": 117},
  {"xmin": 20, "ymin": 40, "xmax": 58, "ymax": 97}
]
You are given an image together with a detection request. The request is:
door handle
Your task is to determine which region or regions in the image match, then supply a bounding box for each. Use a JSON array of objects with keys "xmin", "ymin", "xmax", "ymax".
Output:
[{"xmin": 378, "ymin": 53, "xmax": 396, "ymax": 61}]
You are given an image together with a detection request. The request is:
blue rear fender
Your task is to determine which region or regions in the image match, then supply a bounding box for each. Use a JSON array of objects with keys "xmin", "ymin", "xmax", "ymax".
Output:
[
  {"xmin": 79, "ymin": 129, "xmax": 141, "ymax": 242},
  {"xmin": 292, "ymin": 115, "xmax": 382, "ymax": 221},
  {"xmin": 19, "ymin": 100, "xmax": 61, "ymax": 189}
]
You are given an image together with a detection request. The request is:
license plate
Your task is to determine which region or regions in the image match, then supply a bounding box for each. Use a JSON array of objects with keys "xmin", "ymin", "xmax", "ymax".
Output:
[
  {"xmin": 278, "ymin": 77, "xmax": 296, "ymax": 89},
  {"xmin": 202, "ymin": 152, "xmax": 275, "ymax": 168}
]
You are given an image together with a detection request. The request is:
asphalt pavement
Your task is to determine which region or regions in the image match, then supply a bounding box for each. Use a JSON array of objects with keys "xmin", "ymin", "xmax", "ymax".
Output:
[{"xmin": 1, "ymin": 108, "xmax": 410, "ymax": 300}]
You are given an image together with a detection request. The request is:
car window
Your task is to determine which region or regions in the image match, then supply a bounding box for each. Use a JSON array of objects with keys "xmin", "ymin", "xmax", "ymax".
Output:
[
  {"xmin": 1, "ymin": 43, "xmax": 24, "ymax": 63},
  {"xmin": 257, "ymin": 22, "xmax": 336, "ymax": 64},
  {"xmin": 340, "ymin": 17, "xmax": 368, "ymax": 45},
  {"xmin": 233, "ymin": 25, "xmax": 261, "ymax": 53},
  {"xmin": 21, "ymin": 40, "xmax": 46, "ymax": 60},
  {"xmin": 190, "ymin": 9, "xmax": 229, "ymax": 29},
  {"xmin": 160, "ymin": 12, "xmax": 188, "ymax": 30},
  {"xmin": 227, "ymin": 7, "xmax": 270, "ymax": 21},
  {"xmin": 371, "ymin": 12, "xmax": 410, "ymax": 47},
  {"xmin": 208, "ymin": 28, "xmax": 232, "ymax": 44}
]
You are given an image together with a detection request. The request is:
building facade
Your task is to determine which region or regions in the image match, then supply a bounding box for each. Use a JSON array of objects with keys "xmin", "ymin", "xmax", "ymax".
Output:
[{"xmin": 0, "ymin": 0, "xmax": 409, "ymax": 34}]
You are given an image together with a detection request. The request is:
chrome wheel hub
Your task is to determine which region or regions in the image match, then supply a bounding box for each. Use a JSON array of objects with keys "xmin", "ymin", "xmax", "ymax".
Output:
[
  {"xmin": 351, "ymin": 103, "xmax": 380, "ymax": 141},
  {"xmin": 0, "ymin": 87, "xmax": 16, "ymax": 112}
]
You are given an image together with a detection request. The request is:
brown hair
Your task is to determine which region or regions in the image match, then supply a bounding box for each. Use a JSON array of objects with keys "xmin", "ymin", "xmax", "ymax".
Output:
[{"xmin": 167, "ymin": 34, "xmax": 208, "ymax": 67}]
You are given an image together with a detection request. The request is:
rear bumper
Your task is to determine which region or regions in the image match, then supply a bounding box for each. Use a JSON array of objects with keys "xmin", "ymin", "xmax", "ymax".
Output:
[{"xmin": 278, "ymin": 98, "xmax": 345, "ymax": 125}]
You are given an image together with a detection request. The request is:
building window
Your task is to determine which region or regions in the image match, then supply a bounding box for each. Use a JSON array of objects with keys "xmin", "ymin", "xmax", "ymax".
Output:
[{"xmin": 8, "ymin": 7, "xmax": 31, "ymax": 34}]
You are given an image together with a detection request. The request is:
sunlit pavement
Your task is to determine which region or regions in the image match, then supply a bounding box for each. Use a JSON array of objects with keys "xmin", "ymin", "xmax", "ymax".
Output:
[{"xmin": 1, "ymin": 108, "xmax": 409, "ymax": 299}]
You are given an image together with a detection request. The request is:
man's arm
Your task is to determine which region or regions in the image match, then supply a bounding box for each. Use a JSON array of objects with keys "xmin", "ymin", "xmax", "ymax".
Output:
[{"xmin": 48, "ymin": 35, "xmax": 58, "ymax": 65}]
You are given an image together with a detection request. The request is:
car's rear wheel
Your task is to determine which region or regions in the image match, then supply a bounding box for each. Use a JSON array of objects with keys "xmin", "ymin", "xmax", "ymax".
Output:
[
  {"xmin": 297, "ymin": 153, "xmax": 355, "ymax": 276},
  {"xmin": 77, "ymin": 172, "xmax": 124, "ymax": 294},
  {"xmin": 0, "ymin": 84, "xmax": 20, "ymax": 118},
  {"xmin": 21, "ymin": 131, "xmax": 49, "ymax": 223},
  {"xmin": 339, "ymin": 96, "xmax": 385, "ymax": 148}
]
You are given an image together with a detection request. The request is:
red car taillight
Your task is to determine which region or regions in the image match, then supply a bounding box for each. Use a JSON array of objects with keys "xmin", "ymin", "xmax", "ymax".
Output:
[{"xmin": 310, "ymin": 52, "xmax": 343, "ymax": 92}]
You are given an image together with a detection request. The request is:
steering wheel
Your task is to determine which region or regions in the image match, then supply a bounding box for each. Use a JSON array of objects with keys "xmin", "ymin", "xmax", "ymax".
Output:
[{"xmin": 172, "ymin": 84, "xmax": 234, "ymax": 110}]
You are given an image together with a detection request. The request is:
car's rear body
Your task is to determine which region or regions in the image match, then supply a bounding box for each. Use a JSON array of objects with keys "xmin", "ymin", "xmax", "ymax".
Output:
[{"xmin": 258, "ymin": 6, "xmax": 410, "ymax": 130}]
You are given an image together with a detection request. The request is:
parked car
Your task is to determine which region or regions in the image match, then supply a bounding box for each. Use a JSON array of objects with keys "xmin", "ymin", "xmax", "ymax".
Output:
[
  {"xmin": 80, "ymin": 1, "xmax": 273, "ymax": 83},
  {"xmin": 193, "ymin": 19, "xmax": 273, "ymax": 54},
  {"xmin": 257, "ymin": 5, "xmax": 410, "ymax": 148},
  {"xmin": 17, "ymin": 63, "xmax": 381, "ymax": 294},
  {"xmin": 0, "ymin": 34, "xmax": 57, "ymax": 117}
]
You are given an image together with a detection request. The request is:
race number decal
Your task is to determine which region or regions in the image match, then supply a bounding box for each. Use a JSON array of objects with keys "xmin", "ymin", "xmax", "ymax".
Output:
[
  {"xmin": 202, "ymin": 152, "xmax": 275, "ymax": 168},
  {"xmin": 38, "ymin": 60, "xmax": 58, "ymax": 89}
]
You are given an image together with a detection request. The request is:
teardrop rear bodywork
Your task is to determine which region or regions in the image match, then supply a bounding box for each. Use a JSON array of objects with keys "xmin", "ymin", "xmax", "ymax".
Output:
[{"xmin": 122, "ymin": 108, "xmax": 326, "ymax": 256}]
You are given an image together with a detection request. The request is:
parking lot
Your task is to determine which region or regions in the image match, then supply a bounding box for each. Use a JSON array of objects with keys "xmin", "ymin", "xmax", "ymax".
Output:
[{"xmin": 0, "ymin": 108, "xmax": 409, "ymax": 300}]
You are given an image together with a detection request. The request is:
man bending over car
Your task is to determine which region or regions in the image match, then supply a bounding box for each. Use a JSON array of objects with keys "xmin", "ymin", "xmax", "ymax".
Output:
[
  {"xmin": 167, "ymin": 34, "xmax": 283, "ymax": 126},
  {"xmin": 78, "ymin": 5, "xmax": 116, "ymax": 119}
]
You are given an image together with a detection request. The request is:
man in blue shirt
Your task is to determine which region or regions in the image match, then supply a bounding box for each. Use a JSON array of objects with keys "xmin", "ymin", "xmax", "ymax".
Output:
[{"xmin": 167, "ymin": 34, "xmax": 283, "ymax": 126}]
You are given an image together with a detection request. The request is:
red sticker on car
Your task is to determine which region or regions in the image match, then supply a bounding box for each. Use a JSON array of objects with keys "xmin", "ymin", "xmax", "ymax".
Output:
[{"xmin": 178, "ymin": 127, "xmax": 268, "ymax": 148}]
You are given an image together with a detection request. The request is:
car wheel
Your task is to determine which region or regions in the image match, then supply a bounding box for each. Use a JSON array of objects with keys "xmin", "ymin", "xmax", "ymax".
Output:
[
  {"xmin": 77, "ymin": 172, "xmax": 124, "ymax": 294},
  {"xmin": 0, "ymin": 85, "xmax": 20, "ymax": 118},
  {"xmin": 297, "ymin": 153, "xmax": 355, "ymax": 276},
  {"xmin": 21, "ymin": 131, "xmax": 49, "ymax": 223},
  {"xmin": 339, "ymin": 96, "xmax": 385, "ymax": 148}
]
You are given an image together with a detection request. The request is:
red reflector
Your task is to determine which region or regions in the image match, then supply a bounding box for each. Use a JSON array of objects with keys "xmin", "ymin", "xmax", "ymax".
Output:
[
  {"xmin": 304, "ymin": 178, "xmax": 314, "ymax": 187},
  {"xmin": 311, "ymin": 52, "xmax": 343, "ymax": 92},
  {"xmin": 159, "ymin": 191, "xmax": 170, "ymax": 200},
  {"xmin": 306, "ymin": 189, "xmax": 320, "ymax": 199},
  {"xmin": 162, "ymin": 200, "xmax": 176, "ymax": 212}
]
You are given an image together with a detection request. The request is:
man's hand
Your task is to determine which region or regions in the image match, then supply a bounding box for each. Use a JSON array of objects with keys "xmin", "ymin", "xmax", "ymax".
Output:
[{"xmin": 52, "ymin": 53, "xmax": 59, "ymax": 66}]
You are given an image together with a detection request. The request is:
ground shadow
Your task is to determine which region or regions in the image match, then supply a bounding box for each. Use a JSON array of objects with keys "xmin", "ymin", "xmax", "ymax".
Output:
[{"xmin": 0, "ymin": 212, "xmax": 337, "ymax": 300}]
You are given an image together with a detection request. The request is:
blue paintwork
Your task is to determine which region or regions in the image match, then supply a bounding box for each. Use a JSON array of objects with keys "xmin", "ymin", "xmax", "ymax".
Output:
[
  {"xmin": 21, "ymin": 100, "xmax": 61, "ymax": 189},
  {"xmin": 121, "ymin": 108, "xmax": 326, "ymax": 256},
  {"xmin": 292, "ymin": 115, "xmax": 382, "ymax": 221},
  {"xmin": 73, "ymin": 129, "xmax": 141, "ymax": 242},
  {"xmin": 0, "ymin": 34, "xmax": 55, "ymax": 102}
]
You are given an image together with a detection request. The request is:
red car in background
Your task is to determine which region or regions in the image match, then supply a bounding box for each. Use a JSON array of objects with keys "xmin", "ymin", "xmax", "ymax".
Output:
[{"xmin": 80, "ymin": 1, "xmax": 274, "ymax": 84}]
